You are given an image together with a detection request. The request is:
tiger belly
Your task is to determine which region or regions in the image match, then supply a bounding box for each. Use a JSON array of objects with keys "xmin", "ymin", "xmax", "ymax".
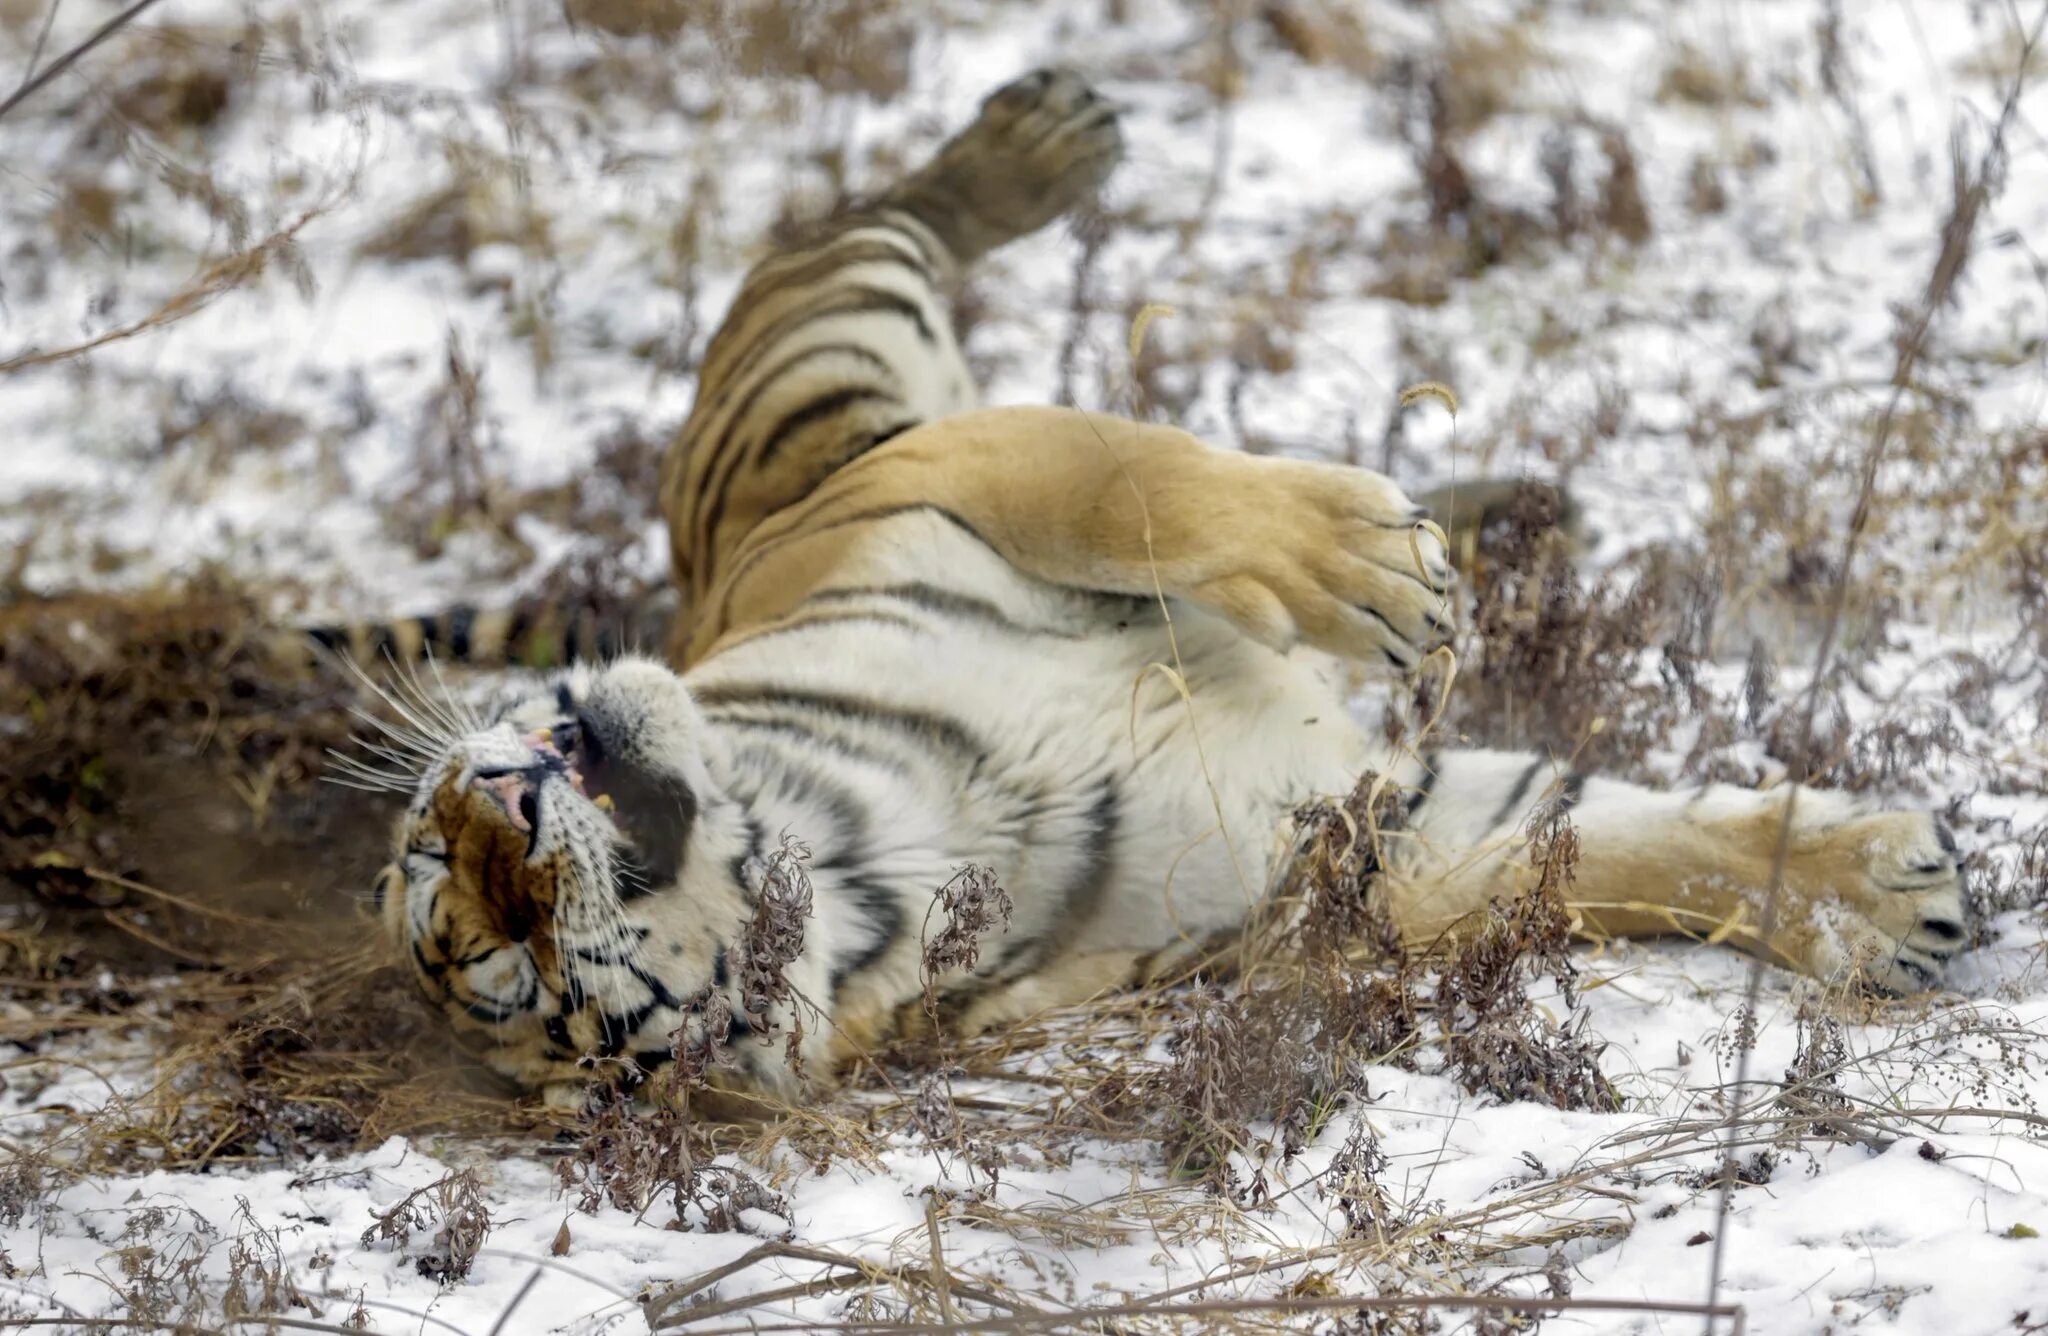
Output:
[{"xmin": 684, "ymin": 511, "xmax": 1377, "ymax": 1034}]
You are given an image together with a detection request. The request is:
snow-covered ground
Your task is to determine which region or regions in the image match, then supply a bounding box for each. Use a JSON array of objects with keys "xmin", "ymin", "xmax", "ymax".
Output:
[{"xmin": 3, "ymin": 0, "xmax": 2046, "ymax": 1331}]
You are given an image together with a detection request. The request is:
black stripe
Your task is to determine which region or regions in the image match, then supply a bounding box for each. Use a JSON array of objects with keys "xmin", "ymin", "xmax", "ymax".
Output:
[
  {"xmin": 755, "ymin": 387, "xmax": 901, "ymax": 467},
  {"xmin": 689, "ymin": 342, "xmax": 897, "ymax": 546},
  {"xmin": 1556, "ymin": 770, "xmax": 1588, "ymax": 815},
  {"xmin": 713, "ymin": 502, "xmax": 998, "ymax": 632},
  {"xmin": 806, "ymin": 581, "xmax": 1071, "ymax": 638},
  {"xmin": 596, "ymin": 1009, "xmax": 630, "ymax": 1058},
  {"xmin": 706, "ymin": 340, "xmax": 895, "ymax": 453},
  {"xmin": 735, "ymin": 238, "xmax": 934, "ymax": 320},
  {"xmin": 689, "ymin": 285, "xmax": 937, "ymax": 571},
  {"xmin": 726, "ymin": 818, "xmax": 765, "ymax": 908},
  {"xmin": 692, "ymin": 683, "xmax": 985, "ymax": 758},
  {"xmin": 865, "ymin": 209, "xmax": 942, "ymax": 269},
  {"xmin": 840, "ymin": 417, "xmax": 922, "ymax": 466},
  {"xmin": 409, "ymin": 939, "xmax": 447, "ymax": 982},
  {"xmin": 706, "ymin": 713, "xmax": 917, "ymax": 779},
  {"xmin": 991, "ymin": 780, "xmax": 1122, "ymax": 982},
  {"xmin": 448, "ymin": 945, "xmax": 502, "ymax": 969},
  {"xmin": 692, "ymin": 278, "xmax": 929, "ymax": 432},
  {"xmin": 744, "ymin": 753, "xmax": 868, "ymax": 852},
  {"xmin": 1405, "ymin": 752, "xmax": 1442, "ymax": 821},
  {"xmin": 506, "ymin": 607, "xmax": 535, "ymax": 664},
  {"xmin": 827, "ymin": 875, "xmax": 906, "ymax": 990},
  {"xmin": 459, "ymin": 976, "xmax": 537, "ymax": 1022},
  {"xmin": 458, "ymin": 998, "xmax": 511, "ymax": 1024},
  {"xmin": 1490, "ymin": 758, "xmax": 1545, "ymax": 831},
  {"xmin": 566, "ymin": 933, "xmax": 649, "ymax": 965},
  {"xmin": 718, "ymin": 609, "xmax": 927, "ymax": 654},
  {"xmin": 446, "ymin": 604, "xmax": 476, "ymax": 659},
  {"xmin": 823, "ymin": 286, "xmax": 933, "ymax": 342},
  {"xmin": 627, "ymin": 961, "xmax": 684, "ymax": 1011},
  {"xmin": 697, "ymin": 242, "xmax": 931, "ymax": 397},
  {"xmin": 585, "ymin": 987, "xmax": 688, "ymax": 1057}
]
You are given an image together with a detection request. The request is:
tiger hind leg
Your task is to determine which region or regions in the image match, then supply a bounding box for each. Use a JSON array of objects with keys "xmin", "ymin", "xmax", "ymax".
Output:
[
  {"xmin": 1379, "ymin": 750, "xmax": 1968, "ymax": 993},
  {"xmin": 884, "ymin": 68, "xmax": 1123, "ymax": 265},
  {"xmin": 660, "ymin": 68, "xmax": 1125, "ymax": 625}
]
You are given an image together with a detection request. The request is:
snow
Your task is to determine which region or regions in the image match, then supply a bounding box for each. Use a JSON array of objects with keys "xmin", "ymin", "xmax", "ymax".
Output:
[{"xmin": 4, "ymin": 0, "xmax": 2048, "ymax": 1331}]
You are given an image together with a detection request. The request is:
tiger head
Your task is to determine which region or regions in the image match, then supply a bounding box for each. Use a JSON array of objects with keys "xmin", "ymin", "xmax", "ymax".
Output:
[{"xmin": 369, "ymin": 657, "xmax": 727, "ymax": 1046}]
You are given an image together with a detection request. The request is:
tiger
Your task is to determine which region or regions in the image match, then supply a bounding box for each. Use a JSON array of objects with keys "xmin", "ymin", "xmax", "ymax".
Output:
[{"xmin": 368, "ymin": 68, "xmax": 1969, "ymax": 1109}]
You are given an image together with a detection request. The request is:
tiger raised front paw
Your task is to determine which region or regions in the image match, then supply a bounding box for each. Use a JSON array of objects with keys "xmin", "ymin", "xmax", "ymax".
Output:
[{"xmin": 1188, "ymin": 456, "xmax": 1455, "ymax": 671}]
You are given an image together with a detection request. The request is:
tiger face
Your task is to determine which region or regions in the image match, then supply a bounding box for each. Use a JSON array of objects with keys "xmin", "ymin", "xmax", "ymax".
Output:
[{"xmin": 371, "ymin": 658, "xmax": 718, "ymax": 1049}]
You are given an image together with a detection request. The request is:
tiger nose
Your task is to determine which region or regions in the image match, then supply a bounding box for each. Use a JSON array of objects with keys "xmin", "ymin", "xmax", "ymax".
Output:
[{"xmin": 472, "ymin": 763, "xmax": 553, "ymax": 833}]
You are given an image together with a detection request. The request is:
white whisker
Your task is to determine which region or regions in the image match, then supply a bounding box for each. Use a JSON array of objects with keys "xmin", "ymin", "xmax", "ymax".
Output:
[
  {"xmin": 341, "ymin": 653, "xmax": 462, "ymax": 750},
  {"xmin": 424, "ymin": 648, "xmax": 485, "ymax": 734},
  {"xmin": 324, "ymin": 749, "xmax": 414, "ymax": 780},
  {"xmin": 344, "ymin": 713, "xmax": 444, "ymax": 766},
  {"xmin": 346, "ymin": 735, "xmax": 431, "ymax": 773},
  {"xmin": 322, "ymin": 775, "xmax": 414, "ymax": 794},
  {"xmin": 344, "ymin": 705, "xmax": 446, "ymax": 757},
  {"xmin": 393, "ymin": 647, "xmax": 481, "ymax": 742},
  {"xmin": 322, "ymin": 752, "xmax": 420, "ymax": 793}
]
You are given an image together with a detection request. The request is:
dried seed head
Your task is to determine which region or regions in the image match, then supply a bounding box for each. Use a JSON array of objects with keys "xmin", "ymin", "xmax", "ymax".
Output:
[
  {"xmin": 735, "ymin": 836, "xmax": 814, "ymax": 1033},
  {"xmin": 919, "ymin": 864, "xmax": 1014, "ymax": 1021}
]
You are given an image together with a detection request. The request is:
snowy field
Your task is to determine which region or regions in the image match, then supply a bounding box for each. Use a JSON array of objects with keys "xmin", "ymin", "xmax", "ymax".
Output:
[{"xmin": 3, "ymin": 0, "xmax": 2047, "ymax": 1331}]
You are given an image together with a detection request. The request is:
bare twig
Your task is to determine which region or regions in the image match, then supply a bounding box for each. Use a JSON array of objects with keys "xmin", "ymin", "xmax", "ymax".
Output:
[
  {"xmin": 644, "ymin": 1240, "xmax": 1028, "ymax": 1329},
  {"xmin": 0, "ymin": 0, "xmax": 165, "ymax": 124},
  {"xmin": 0, "ymin": 207, "xmax": 329, "ymax": 374},
  {"xmin": 16, "ymin": 0, "xmax": 63, "ymax": 93}
]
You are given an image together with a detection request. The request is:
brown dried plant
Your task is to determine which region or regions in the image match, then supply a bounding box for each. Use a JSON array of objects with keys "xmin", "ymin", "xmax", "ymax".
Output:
[
  {"xmin": 360, "ymin": 1168, "xmax": 492, "ymax": 1285},
  {"xmin": 919, "ymin": 863, "xmax": 1014, "ymax": 1021}
]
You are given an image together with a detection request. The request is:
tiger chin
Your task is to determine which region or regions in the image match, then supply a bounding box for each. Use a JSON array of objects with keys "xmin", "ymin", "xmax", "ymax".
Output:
[{"xmin": 369, "ymin": 67, "xmax": 1970, "ymax": 1111}]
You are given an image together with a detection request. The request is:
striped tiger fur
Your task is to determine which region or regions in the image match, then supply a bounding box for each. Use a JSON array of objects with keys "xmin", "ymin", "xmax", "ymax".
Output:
[{"xmin": 366, "ymin": 69, "xmax": 1968, "ymax": 1108}]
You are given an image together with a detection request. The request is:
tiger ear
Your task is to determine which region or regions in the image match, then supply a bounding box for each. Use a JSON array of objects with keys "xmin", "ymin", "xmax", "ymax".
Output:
[{"xmin": 370, "ymin": 863, "xmax": 403, "ymax": 913}]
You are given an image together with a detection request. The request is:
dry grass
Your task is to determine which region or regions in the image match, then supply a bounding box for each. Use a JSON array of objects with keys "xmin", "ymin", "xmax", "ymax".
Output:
[
  {"xmin": 1655, "ymin": 42, "xmax": 1767, "ymax": 110},
  {"xmin": 0, "ymin": 586, "xmax": 533, "ymax": 1174}
]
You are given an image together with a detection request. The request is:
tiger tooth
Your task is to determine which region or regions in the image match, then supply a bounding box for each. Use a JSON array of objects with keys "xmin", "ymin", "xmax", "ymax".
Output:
[{"xmin": 594, "ymin": 793, "xmax": 615, "ymax": 812}]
